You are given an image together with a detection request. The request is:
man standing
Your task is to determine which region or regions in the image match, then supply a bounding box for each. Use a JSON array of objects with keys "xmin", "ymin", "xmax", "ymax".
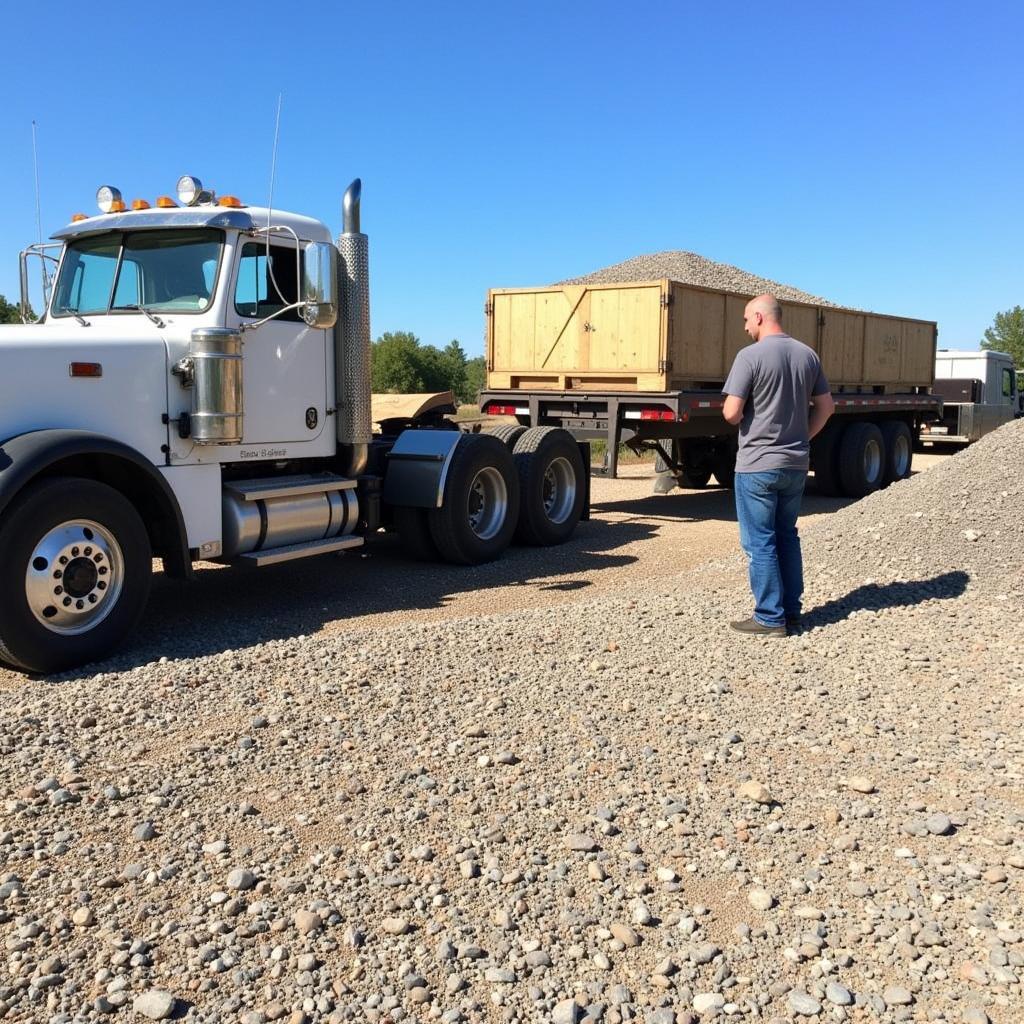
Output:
[{"xmin": 722, "ymin": 294, "xmax": 835, "ymax": 636}]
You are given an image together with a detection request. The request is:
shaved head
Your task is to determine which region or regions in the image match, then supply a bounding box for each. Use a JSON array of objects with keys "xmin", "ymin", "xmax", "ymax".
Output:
[{"xmin": 742, "ymin": 293, "xmax": 783, "ymax": 341}]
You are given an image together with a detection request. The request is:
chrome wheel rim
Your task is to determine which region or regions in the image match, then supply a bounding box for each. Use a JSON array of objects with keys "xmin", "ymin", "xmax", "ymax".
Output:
[
  {"xmin": 466, "ymin": 467, "xmax": 507, "ymax": 540},
  {"xmin": 25, "ymin": 519, "xmax": 124, "ymax": 635},
  {"xmin": 864, "ymin": 439, "xmax": 882, "ymax": 482},
  {"xmin": 542, "ymin": 456, "xmax": 576, "ymax": 524}
]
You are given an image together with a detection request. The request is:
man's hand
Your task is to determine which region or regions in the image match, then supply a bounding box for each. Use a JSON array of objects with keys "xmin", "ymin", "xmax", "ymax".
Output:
[
  {"xmin": 722, "ymin": 395, "xmax": 745, "ymax": 425},
  {"xmin": 808, "ymin": 392, "xmax": 835, "ymax": 439}
]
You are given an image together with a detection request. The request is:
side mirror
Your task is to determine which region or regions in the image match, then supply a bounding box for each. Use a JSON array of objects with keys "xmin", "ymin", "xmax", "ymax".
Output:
[{"xmin": 302, "ymin": 242, "xmax": 338, "ymax": 329}]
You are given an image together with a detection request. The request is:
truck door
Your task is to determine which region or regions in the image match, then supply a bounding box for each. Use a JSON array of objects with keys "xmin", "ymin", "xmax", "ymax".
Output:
[{"xmin": 231, "ymin": 238, "xmax": 328, "ymax": 444}]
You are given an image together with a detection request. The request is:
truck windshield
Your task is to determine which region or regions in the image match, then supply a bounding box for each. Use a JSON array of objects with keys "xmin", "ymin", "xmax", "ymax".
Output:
[{"xmin": 52, "ymin": 229, "xmax": 223, "ymax": 317}]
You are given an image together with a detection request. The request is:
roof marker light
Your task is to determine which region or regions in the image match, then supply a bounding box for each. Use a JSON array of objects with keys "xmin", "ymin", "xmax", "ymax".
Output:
[
  {"xmin": 155, "ymin": 196, "xmax": 177, "ymax": 208},
  {"xmin": 71, "ymin": 213, "xmax": 88, "ymax": 222},
  {"xmin": 131, "ymin": 199, "xmax": 151, "ymax": 211},
  {"xmin": 218, "ymin": 195, "xmax": 243, "ymax": 208},
  {"xmin": 96, "ymin": 185, "xmax": 124, "ymax": 214}
]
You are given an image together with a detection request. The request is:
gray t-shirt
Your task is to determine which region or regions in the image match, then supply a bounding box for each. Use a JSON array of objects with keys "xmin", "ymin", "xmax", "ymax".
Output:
[{"xmin": 723, "ymin": 333, "xmax": 830, "ymax": 472}]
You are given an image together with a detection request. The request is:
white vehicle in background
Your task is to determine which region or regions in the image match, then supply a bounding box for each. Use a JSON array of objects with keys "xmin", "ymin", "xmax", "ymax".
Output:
[
  {"xmin": 1, "ymin": 176, "xmax": 587, "ymax": 674},
  {"xmin": 921, "ymin": 349, "xmax": 1021, "ymax": 446}
]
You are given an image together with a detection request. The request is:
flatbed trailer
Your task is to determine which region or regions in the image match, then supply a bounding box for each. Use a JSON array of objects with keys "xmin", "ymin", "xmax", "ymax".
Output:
[{"xmin": 479, "ymin": 279, "xmax": 942, "ymax": 498}]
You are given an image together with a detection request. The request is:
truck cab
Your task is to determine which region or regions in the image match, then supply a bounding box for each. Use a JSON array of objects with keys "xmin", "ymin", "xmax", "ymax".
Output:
[
  {"xmin": 0, "ymin": 177, "xmax": 587, "ymax": 674},
  {"xmin": 923, "ymin": 349, "xmax": 1019, "ymax": 445}
]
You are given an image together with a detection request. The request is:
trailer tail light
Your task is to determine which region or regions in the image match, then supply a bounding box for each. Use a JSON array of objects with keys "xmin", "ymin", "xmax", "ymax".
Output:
[
  {"xmin": 155, "ymin": 196, "xmax": 178, "ymax": 208},
  {"xmin": 131, "ymin": 199, "xmax": 151, "ymax": 210},
  {"xmin": 69, "ymin": 362, "xmax": 103, "ymax": 378},
  {"xmin": 486, "ymin": 403, "xmax": 519, "ymax": 416},
  {"xmin": 639, "ymin": 409, "xmax": 675, "ymax": 421}
]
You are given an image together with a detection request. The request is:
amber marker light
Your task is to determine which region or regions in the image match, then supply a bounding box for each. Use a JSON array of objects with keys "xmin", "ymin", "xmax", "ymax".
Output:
[
  {"xmin": 71, "ymin": 213, "xmax": 88, "ymax": 222},
  {"xmin": 218, "ymin": 195, "xmax": 243, "ymax": 208},
  {"xmin": 131, "ymin": 199, "xmax": 151, "ymax": 210},
  {"xmin": 155, "ymin": 196, "xmax": 177, "ymax": 208}
]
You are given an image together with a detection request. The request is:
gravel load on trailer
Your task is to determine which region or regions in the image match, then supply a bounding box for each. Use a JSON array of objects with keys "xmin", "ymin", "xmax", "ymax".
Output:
[
  {"xmin": 1, "ymin": 423, "xmax": 1022, "ymax": 1024},
  {"xmin": 557, "ymin": 250, "xmax": 841, "ymax": 307}
]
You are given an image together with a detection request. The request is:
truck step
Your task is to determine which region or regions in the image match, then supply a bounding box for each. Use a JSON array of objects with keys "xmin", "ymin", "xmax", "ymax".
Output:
[
  {"xmin": 239, "ymin": 535, "xmax": 364, "ymax": 567},
  {"xmin": 226, "ymin": 474, "xmax": 356, "ymax": 503}
]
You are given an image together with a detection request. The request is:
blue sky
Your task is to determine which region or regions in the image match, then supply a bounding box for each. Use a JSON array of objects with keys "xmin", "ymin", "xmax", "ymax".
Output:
[{"xmin": 2, "ymin": 0, "xmax": 1021, "ymax": 356}]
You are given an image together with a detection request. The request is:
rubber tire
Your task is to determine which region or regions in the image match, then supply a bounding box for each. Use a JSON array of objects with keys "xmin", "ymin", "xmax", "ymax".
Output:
[
  {"xmin": 427, "ymin": 433, "xmax": 519, "ymax": 564},
  {"xmin": 393, "ymin": 506, "xmax": 439, "ymax": 561},
  {"xmin": 810, "ymin": 421, "xmax": 843, "ymax": 496},
  {"xmin": 711, "ymin": 447, "xmax": 736, "ymax": 489},
  {"xmin": 880, "ymin": 420, "xmax": 914, "ymax": 486},
  {"xmin": 0, "ymin": 477, "xmax": 152, "ymax": 674},
  {"xmin": 512, "ymin": 427, "xmax": 586, "ymax": 545},
  {"xmin": 838, "ymin": 421, "xmax": 885, "ymax": 498},
  {"xmin": 679, "ymin": 468, "xmax": 712, "ymax": 489},
  {"xmin": 488, "ymin": 424, "xmax": 527, "ymax": 451}
]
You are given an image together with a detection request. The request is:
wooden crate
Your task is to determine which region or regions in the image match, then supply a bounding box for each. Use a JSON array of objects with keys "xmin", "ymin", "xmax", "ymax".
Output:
[{"xmin": 486, "ymin": 279, "xmax": 936, "ymax": 392}]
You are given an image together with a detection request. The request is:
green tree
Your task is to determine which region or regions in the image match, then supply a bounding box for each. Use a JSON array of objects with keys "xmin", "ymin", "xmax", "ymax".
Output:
[
  {"xmin": 0, "ymin": 294, "xmax": 23, "ymax": 324},
  {"xmin": 981, "ymin": 305, "xmax": 1024, "ymax": 367},
  {"xmin": 371, "ymin": 331, "xmax": 425, "ymax": 393},
  {"xmin": 440, "ymin": 340, "xmax": 469, "ymax": 402},
  {"xmin": 465, "ymin": 355, "xmax": 486, "ymax": 404}
]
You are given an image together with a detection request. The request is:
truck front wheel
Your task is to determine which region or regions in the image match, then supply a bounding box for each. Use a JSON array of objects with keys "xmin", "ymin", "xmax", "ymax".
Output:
[{"xmin": 0, "ymin": 477, "xmax": 152, "ymax": 674}]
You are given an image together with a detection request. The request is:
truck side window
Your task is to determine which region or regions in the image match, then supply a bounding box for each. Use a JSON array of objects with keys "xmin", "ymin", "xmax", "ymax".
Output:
[
  {"xmin": 1003, "ymin": 368, "xmax": 1014, "ymax": 398},
  {"xmin": 235, "ymin": 242, "xmax": 303, "ymax": 322}
]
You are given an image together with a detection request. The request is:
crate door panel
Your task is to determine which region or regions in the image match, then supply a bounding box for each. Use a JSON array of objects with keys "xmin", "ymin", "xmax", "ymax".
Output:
[
  {"xmin": 863, "ymin": 317, "xmax": 902, "ymax": 383},
  {"xmin": 781, "ymin": 304, "xmax": 820, "ymax": 353},
  {"xmin": 724, "ymin": 295, "xmax": 750, "ymax": 372},
  {"xmin": 901, "ymin": 322, "xmax": 935, "ymax": 387},
  {"xmin": 674, "ymin": 287, "xmax": 727, "ymax": 378},
  {"xmin": 588, "ymin": 285, "xmax": 662, "ymax": 372},
  {"xmin": 820, "ymin": 310, "xmax": 864, "ymax": 385},
  {"xmin": 537, "ymin": 287, "xmax": 588, "ymax": 371}
]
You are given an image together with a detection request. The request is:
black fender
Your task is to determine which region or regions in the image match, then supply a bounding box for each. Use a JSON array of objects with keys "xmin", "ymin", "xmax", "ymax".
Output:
[{"xmin": 0, "ymin": 429, "xmax": 192, "ymax": 580}]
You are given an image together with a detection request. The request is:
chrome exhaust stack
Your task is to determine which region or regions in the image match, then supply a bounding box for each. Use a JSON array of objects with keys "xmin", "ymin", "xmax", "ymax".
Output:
[{"xmin": 334, "ymin": 179, "xmax": 372, "ymax": 477}]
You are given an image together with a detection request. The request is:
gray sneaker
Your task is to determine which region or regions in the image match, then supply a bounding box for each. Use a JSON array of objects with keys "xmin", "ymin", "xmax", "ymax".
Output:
[{"xmin": 729, "ymin": 617, "xmax": 786, "ymax": 637}]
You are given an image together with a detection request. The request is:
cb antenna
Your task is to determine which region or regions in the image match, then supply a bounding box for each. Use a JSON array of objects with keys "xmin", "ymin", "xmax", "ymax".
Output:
[
  {"xmin": 32, "ymin": 120, "xmax": 46, "ymax": 312},
  {"xmin": 267, "ymin": 93, "xmax": 282, "ymax": 231}
]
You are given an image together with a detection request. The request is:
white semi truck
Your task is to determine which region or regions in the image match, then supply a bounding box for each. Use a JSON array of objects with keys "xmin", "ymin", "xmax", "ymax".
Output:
[
  {"xmin": 920, "ymin": 349, "xmax": 1021, "ymax": 445},
  {"xmin": 1, "ymin": 177, "xmax": 587, "ymax": 674}
]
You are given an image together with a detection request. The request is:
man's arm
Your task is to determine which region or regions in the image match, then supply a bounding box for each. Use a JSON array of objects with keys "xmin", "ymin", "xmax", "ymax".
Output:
[
  {"xmin": 723, "ymin": 395, "xmax": 746, "ymax": 425},
  {"xmin": 808, "ymin": 392, "xmax": 835, "ymax": 439}
]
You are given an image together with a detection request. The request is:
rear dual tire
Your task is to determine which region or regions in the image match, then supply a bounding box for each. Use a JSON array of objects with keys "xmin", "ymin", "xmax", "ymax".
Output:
[
  {"xmin": 512, "ymin": 427, "xmax": 586, "ymax": 545},
  {"xmin": 812, "ymin": 419, "xmax": 914, "ymax": 498}
]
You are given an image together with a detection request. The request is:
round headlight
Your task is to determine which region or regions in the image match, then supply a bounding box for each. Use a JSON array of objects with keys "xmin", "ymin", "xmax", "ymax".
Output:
[
  {"xmin": 96, "ymin": 185, "xmax": 123, "ymax": 214},
  {"xmin": 176, "ymin": 175, "xmax": 203, "ymax": 207}
]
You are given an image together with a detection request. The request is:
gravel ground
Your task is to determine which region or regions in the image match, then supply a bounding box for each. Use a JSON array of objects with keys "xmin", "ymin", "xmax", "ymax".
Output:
[
  {"xmin": 1, "ymin": 428, "xmax": 1021, "ymax": 1024},
  {"xmin": 556, "ymin": 253, "xmax": 839, "ymax": 308}
]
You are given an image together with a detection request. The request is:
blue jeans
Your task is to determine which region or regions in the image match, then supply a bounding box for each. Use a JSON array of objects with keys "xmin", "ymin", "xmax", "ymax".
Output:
[{"xmin": 734, "ymin": 469, "xmax": 807, "ymax": 627}]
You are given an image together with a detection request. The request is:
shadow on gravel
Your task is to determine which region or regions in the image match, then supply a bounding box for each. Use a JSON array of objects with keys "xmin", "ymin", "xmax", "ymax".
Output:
[
  {"xmin": 37, "ymin": 517, "xmax": 655, "ymax": 681},
  {"xmin": 591, "ymin": 484, "xmax": 851, "ymax": 522},
  {"xmin": 802, "ymin": 571, "xmax": 970, "ymax": 631}
]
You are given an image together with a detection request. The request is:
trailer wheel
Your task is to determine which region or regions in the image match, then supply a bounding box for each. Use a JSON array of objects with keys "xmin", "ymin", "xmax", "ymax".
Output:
[
  {"xmin": 428, "ymin": 433, "xmax": 519, "ymax": 564},
  {"xmin": 488, "ymin": 424, "xmax": 527, "ymax": 451},
  {"xmin": 394, "ymin": 506, "xmax": 439, "ymax": 561},
  {"xmin": 880, "ymin": 421, "xmax": 914, "ymax": 486},
  {"xmin": 838, "ymin": 421, "xmax": 885, "ymax": 498},
  {"xmin": 512, "ymin": 427, "xmax": 585, "ymax": 545},
  {"xmin": 711, "ymin": 448, "xmax": 736, "ymax": 488},
  {"xmin": 0, "ymin": 477, "xmax": 152, "ymax": 674},
  {"xmin": 810, "ymin": 421, "xmax": 843, "ymax": 496}
]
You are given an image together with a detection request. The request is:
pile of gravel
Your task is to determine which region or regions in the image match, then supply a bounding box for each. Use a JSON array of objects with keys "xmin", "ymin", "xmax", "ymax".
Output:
[
  {"xmin": 557, "ymin": 251, "xmax": 840, "ymax": 307},
  {"xmin": 0, "ymin": 425, "xmax": 1021, "ymax": 1024}
]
